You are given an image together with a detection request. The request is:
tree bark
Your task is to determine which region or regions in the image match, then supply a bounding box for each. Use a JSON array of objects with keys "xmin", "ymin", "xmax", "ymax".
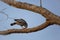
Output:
[{"xmin": 0, "ymin": 0, "xmax": 60, "ymax": 35}]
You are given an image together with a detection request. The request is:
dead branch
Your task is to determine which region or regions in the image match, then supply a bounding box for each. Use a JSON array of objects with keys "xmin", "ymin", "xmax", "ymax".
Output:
[{"xmin": 0, "ymin": 0, "xmax": 60, "ymax": 35}]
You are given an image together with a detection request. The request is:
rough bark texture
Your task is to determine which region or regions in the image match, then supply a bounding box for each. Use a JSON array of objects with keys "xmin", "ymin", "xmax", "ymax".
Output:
[{"xmin": 0, "ymin": 0, "xmax": 60, "ymax": 35}]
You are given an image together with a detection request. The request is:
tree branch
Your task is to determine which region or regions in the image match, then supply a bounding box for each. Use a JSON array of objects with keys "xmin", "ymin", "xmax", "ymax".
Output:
[
  {"xmin": 0, "ymin": 21, "xmax": 50, "ymax": 35},
  {"xmin": 0, "ymin": 0, "xmax": 60, "ymax": 35}
]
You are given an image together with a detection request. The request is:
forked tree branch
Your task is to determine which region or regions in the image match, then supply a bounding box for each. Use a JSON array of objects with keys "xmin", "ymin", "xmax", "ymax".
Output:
[{"xmin": 0, "ymin": 0, "xmax": 60, "ymax": 35}]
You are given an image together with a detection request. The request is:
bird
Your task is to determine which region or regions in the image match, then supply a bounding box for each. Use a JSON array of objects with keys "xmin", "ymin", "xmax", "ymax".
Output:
[{"xmin": 10, "ymin": 19, "xmax": 28, "ymax": 29}]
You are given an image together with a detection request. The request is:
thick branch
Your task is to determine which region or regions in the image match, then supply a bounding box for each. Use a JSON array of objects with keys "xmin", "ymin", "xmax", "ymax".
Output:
[
  {"xmin": 1, "ymin": 0, "xmax": 60, "ymax": 18},
  {"xmin": 0, "ymin": 0, "xmax": 60, "ymax": 35},
  {"xmin": 1, "ymin": 0, "xmax": 60, "ymax": 24}
]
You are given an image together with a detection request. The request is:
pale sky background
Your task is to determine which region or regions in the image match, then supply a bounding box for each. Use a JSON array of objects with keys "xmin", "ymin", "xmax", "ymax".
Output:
[{"xmin": 0, "ymin": 0, "xmax": 60, "ymax": 40}]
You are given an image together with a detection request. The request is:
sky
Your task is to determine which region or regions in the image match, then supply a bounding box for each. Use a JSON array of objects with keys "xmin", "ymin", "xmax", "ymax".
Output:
[{"xmin": 0, "ymin": 0, "xmax": 60, "ymax": 40}]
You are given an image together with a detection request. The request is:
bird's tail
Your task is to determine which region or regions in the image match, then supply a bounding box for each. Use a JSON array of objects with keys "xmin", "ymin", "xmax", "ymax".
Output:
[{"xmin": 10, "ymin": 23, "xmax": 16, "ymax": 26}]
